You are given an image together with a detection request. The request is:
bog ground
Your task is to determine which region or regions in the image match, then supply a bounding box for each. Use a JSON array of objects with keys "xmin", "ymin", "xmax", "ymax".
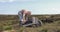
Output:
[{"xmin": 0, "ymin": 15, "xmax": 60, "ymax": 32}]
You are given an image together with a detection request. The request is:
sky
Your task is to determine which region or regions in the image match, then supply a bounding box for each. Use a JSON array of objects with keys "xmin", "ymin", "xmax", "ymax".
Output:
[{"xmin": 0, "ymin": 0, "xmax": 60, "ymax": 15}]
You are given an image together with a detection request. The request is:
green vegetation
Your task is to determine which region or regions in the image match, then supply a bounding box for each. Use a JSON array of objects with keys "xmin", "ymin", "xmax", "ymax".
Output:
[
  {"xmin": 3, "ymin": 26, "xmax": 12, "ymax": 30},
  {"xmin": 0, "ymin": 15, "xmax": 60, "ymax": 32}
]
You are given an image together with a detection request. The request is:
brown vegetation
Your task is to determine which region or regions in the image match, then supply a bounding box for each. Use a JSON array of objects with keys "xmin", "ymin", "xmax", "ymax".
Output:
[{"xmin": 0, "ymin": 14, "xmax": 60, "ymax": 32}]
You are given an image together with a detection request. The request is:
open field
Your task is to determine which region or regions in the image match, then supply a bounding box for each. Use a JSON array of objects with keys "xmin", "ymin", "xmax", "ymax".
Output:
[{"xmin": 0, "ymin": 14, "xmax": 60, "ymax": 32}]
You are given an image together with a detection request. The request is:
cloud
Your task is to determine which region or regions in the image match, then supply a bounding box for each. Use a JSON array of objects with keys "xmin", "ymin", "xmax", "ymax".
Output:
[
  {"xmin": 43, "ymin": 8, "xmax": 60, "ymax": 11},
  {"xmin": 0, "ymin": 0, "xmax": 15, "ymax": 3},
  {"xmin": 9, "ymin": 0, "xmax": 15, "ymax": 2},
  {"xmin": 18, "ymin": 0, "xmax": 35, "ymax": 2},
  {"xmin": 35, "ymin": 8, "xmax": 60, "ymax": 14},
  {"xmin": 0, "ymin": 0, "xmax": 36, "ymax": 3}
]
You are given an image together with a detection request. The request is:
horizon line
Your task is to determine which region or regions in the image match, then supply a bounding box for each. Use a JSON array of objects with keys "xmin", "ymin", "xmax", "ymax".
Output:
[{"xmin": 0, "ymin": 14, "xmax": 60, "ymax": 15}]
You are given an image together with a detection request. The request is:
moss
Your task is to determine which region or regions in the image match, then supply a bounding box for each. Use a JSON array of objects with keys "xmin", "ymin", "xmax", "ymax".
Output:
[
  {"xmin": 19, "ymin": 27, "xmax": 26, "ymax": 32},
  {"xmin": 3, "ymin": 26, "xmax": 12, "ymax": 30}
]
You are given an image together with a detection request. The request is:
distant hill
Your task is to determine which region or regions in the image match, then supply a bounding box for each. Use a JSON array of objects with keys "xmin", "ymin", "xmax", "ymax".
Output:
[{"xmin": 0, "ymin": 14, "xmax": 60, "ymax": 21}]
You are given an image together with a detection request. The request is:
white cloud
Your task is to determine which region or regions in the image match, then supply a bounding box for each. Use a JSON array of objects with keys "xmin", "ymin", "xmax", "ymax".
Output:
[
  {"xmin": 34, "ymin": 8, "xmax": 60, "ymax": 14},
  {"xmin": 18, "ymin": 0, "xmax": 35, "ymax": 2},
  {"xmin": 0, "ymin": 0, "xmax": 15, "ymax": 3},
  {"xmin": 0, "ymin": 0, "xmax": 36, "ymax": 3},
  {"xmin": 9, "ymin": 0, "xmax": 15, "ymax": 2},
  {"xmin": 43, "ymin": 8, "xmax": 60, "ymax": 11}
]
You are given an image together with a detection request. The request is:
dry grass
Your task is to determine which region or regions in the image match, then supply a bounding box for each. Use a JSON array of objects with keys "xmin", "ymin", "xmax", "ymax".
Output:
[{"xmin": 0, "ymin": 15, "xmax": 60, "ymax": 32}]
